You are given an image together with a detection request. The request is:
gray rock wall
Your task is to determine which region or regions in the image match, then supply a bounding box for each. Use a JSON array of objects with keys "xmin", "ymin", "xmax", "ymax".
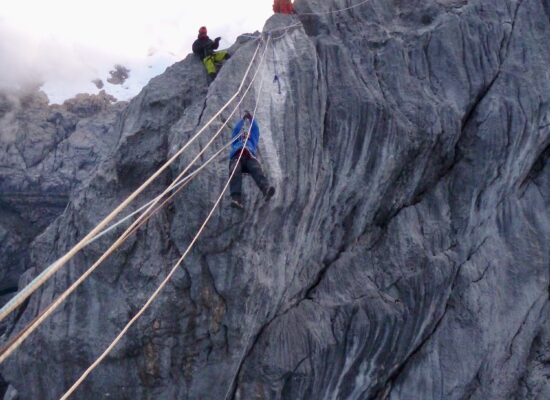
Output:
[
  {"xmin": 0, "ymin": 0, "xmax": 549, "ymax": 399},
  {"xmin": 0, "ymin": 91, "xmax": 124, "ymax": 306}
]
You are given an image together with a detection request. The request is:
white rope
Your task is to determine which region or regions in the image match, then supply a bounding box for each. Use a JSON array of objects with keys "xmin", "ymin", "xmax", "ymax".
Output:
[
  {"xmin": 270, "ymin": 24, "xmax": 303, "ymax": 41},
  {"xmin": 240, "ymin": 23, "xmax": 303, "ymax": 40},
  {"xmin": 221, "ymin": 45, "xmax": 274, "ymax": 399},
  {"xmin": 59, "ymin": 36, "xmax": 272, "ymax": 400},
  {"xmin": 0, "ymin": 40, "xmax": 263, "ymax": 325},
  {"xmin": 87, "ymin": 132, "xmax": 241, "ymax": 246},
  {"xmin": 298, "ymin": 0, "xmax": 370, "ymax": 15},
  {"xmin": 0, "ymin": 40, "xmax": 269, "ymax": 365},
  {"xmin": 90, "ymin": 132, "xmax": 243, "ymax": 248}
]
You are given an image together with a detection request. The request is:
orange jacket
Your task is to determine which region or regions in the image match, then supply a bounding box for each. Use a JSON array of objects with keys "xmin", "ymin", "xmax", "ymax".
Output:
[{"xmin": 273, "ymin": 0, "xmax": 294, "ymax": 14}]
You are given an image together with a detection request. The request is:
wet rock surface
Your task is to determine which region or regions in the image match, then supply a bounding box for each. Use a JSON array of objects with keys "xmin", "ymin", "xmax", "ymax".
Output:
[{"xmin": 0, "ymin": 0, "xmax": 549, "ymax": 399}]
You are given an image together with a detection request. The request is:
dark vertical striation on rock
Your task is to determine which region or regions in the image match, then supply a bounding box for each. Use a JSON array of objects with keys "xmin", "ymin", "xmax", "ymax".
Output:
[
  {"xmin": 543, "ymin": 0, "xmax": 550, "ymax": 19},
  {"xmin": 0, "ymin": 0, "xmax": 549, "ymax": 399}
]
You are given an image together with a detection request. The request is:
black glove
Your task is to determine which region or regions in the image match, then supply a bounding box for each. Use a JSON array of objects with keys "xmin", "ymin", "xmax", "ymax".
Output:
[{"xmin": 214, "ymin": 37, "xmax": 221, "ymax": 42}]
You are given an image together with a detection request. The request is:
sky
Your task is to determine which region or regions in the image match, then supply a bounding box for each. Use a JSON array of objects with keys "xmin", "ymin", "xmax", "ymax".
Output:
[{"xmin": 0, "ymin": 0, "xmax": 273, "ymax": 104}]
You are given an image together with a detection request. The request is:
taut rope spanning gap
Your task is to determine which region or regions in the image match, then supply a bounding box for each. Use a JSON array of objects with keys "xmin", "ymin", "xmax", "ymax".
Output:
[
  {"xmin": 83, "ymin": 28, "xmax": 299, "ymax": 247},
  {"xmin": 88, "ymin": 127, "xmax": 243, "ymax": 245},
  {"xmin": 88, "ymin": 41, "xmax": 269, "ymax": 247},
  {"xmin": 240, "ymin": 0, "xmax": 372, "ymax": 41},
  {"xmin": 0, "ymin": 40, "xmax": 264, "ymax": 325},
  {"xmin": 60, "ymin": 35, "xmax": 272, "ymax": 400},
  {"xmin": 87, "ymin": 178, "xmax": 189, "ymax": 245},
  {"xmin": 298, "ymin": 0, "xmax": 370, "ymax": 15},
  {"xmin": 116, "ymin": 132, "xmax": 245, "ymax": 243},
  {"xmin": 0, "ymin": 39, "xmax": 271, "ymax": 365}
]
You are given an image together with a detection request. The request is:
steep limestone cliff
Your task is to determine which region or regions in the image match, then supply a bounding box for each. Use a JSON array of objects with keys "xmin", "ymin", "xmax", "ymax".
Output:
[{"xmin": 1, "ymin": 0, "xmax": 549, "ymax": 399}]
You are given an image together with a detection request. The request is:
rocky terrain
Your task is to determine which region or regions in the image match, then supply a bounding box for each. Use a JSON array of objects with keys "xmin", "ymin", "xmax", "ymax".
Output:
[
  {"xmin": 0, "ymin": 0, "xmax": 549, "ymax": 399},
  {"xmin": 0, "ymin": 90, "xmax": 124, "ymax": 308}
]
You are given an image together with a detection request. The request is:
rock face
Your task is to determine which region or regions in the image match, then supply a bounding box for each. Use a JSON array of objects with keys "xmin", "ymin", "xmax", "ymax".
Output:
[
  {"xmin": 0, "ymin": 90, "xmax": 124, "ymax": 308},
  {"xmin": 1, "ymin": 0, "xmax": 549, "ymax": 399}
]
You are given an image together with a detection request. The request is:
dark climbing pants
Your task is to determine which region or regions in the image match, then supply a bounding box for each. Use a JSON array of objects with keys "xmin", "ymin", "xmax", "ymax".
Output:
[{"xmin": 229, "ymin": 156, "xmax": 269, "ymax": 200}]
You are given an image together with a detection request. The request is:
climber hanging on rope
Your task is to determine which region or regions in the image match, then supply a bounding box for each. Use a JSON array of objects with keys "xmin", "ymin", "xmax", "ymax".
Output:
[
  {"xmin": 273, "ymin": 0, "xmax": 295, "ymax": 14},
  {"xmin": 192, "ymin": 26, "xmax": 230, "ymax": 83},
  {"xmin": 229, "ymin": 111, "xmax": 275, "ymax": 209}
]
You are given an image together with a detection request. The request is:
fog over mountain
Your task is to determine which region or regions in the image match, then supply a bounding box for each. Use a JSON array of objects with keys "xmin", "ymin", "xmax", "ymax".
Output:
[{"xmin": 0, "ymin": 0, "xmax": 271, "ymax": 103}]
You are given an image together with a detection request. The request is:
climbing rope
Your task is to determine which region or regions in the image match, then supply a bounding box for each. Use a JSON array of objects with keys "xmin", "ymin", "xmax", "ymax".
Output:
[
  {"xmin": 87, "ymin": 131, "xmax": 244, "ymax": 245},
  {"xmin": 108, "ymin": 128, "xmax": 248, "ymax": 246},
  {"xmin": 298, "ymin": 0, "xmax": 370, "ymax": 15},
  {"xmin": 0, "ymin": 0, "xmax": 374, "ymax": 382},
  {"xmin": 59, "ymin": 36, "xmax": 272, "ymax": 400},
  {"xmin": 0, "ymin": 134, "xmax": 240, "ymax": 366},
  {"xmin": 0, "ymin": 132, "xmax": 246, "ymax": 367},
  {"xmin": 239, "ymin": 0, "xmax": 371, "ymax": 41},
  {"xmin": 0, "ymin": 40, "xmax": 264, "ymax": 326},
  {"xmin": 241, "ymin": 0, "xmax": 371, "ymax": 94},
  {"xmin": 0, "ymin": 39, "xmax": 270, "ymax": 365},
  {"xmin": 240, "ymin": 22, "xmax": 303, "ymax": 41}
]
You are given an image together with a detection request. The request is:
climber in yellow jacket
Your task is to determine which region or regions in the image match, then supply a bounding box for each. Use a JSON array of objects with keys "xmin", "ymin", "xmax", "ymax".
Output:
[{"xmin": 192, "ymin": 26, "xmax": 230, "ymax": 83}]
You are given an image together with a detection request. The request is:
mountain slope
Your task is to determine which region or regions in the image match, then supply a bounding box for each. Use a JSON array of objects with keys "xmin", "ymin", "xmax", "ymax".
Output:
[{"xmin": 1, "ymin": 0, "xmax": 549, "ymax": 399}]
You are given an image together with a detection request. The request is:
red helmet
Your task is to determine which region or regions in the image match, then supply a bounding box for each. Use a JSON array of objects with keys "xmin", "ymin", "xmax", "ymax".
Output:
[{"xmin": 199, "ymin": 26, "xmax": 207, "ymax": 35}]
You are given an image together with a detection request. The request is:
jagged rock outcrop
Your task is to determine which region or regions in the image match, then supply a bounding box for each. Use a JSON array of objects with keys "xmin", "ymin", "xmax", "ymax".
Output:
[
  {"xmin": 62, "ymin": 90, "xmax": 117, "ymax": 118},
  {"xmin": 0, "ymin": 90, "xmax": 125, "ymax": 307},
  {"xmin": 1, "ymin": 0, "xmax": 549, "ymax": 399}
]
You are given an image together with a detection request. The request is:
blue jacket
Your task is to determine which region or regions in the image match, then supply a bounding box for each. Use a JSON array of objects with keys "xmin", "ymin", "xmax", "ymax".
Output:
[{"xmin": 230, "ymin": 118, "xmax": 260, "ymax": 159}]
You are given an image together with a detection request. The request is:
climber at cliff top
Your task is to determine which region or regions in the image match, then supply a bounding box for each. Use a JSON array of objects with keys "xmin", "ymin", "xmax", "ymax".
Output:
[
  {"xmin": 192, "ymin": 26, "xmax": 230, "ymax": 83},
  {"xmin": 273, "ymin": 0, "xmax": 295, "ymax": 14},
  {"xmin": 229, "ymin": 111, "xmax": 275, "ymax": 209}
]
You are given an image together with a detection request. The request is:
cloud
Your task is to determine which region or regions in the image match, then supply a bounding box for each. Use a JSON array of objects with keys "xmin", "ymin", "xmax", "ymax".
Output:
[
  {"xmin": 0, "ymin": 20, "xmax": 120, "ymax": 94},
  {"xmin": 0, "ymin": 0, "xmax": 273, "ymax": 103}
]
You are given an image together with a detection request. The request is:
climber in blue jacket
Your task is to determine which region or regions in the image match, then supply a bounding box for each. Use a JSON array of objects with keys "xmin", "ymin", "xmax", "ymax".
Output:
[{"xmin": 229, "ymin": 111, "xmax": 275, "ymax": 209}]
